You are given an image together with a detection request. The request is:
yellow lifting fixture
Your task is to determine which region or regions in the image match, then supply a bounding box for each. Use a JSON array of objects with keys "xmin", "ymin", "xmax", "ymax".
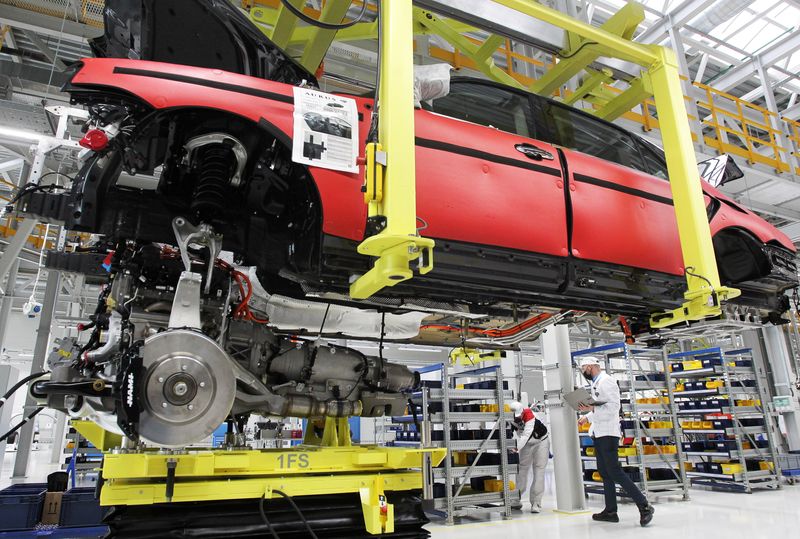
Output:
[
  {"xmin": 350, "ymin": 0, "xmax": 435, "ymax": 300},
  {"xmin": 351, "ymin": 0, "xmax": 738, "ymax": 326}
]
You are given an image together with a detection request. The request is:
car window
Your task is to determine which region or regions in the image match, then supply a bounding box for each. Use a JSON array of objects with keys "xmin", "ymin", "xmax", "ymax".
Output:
[
  {"xmin": 429, "ymin": 82, "xmax": 534, "ymax": 137},
  {"xmin": 541, "ymin": 101, "xmax": 647, "ymax": 173},
  {"xmin": 638, "ymin": 140, "xmax": 669, "ymax": 180}
]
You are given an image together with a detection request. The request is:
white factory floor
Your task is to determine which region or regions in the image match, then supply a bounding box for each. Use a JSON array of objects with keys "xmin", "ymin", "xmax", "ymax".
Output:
[
  {"xmin": 427, "ymin": 471, "xmax": 800, "ymax": 538},
  {"xmin": 4, "ymin": 448, "xmax": 800, "ymax": 538}
]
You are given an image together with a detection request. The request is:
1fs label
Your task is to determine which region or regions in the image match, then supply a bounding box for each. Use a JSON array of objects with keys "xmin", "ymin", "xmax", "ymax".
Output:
[{"xmin": 277, "ymin": 453, "xmax": 310, "ymax": 469}]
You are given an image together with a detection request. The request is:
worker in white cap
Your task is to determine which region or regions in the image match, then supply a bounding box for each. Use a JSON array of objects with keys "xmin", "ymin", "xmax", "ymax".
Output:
[
  {"xmin": 509, "ymin": 400, "xmax": 549, "ymax": 513},
  {"xmin": 577, "ymin": 356, "xmax": 654, "ymax": 527}
]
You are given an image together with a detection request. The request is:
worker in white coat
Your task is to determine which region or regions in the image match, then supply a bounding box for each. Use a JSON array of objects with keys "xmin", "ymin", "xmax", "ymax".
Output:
[
  {"xmin": 577, "ymin": 356, "xmax": 655, "ymax": 527},
  {"xmin": 509, "ymin": 401, "xmax": 549, "ymax": 513}
]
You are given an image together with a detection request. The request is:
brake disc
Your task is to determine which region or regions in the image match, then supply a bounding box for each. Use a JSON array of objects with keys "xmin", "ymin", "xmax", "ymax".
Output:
[{"xmin": 137, "ymin": 329, "xmax": 235, "ymax": 447}]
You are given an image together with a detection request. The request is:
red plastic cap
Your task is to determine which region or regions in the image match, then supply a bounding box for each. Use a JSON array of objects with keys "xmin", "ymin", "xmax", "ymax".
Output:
[{"xmin": 79, "ymin": 129, "xmax": 109, "ymax": 151}]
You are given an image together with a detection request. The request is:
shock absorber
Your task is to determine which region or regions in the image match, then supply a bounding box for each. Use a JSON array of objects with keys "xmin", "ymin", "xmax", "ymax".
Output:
[{"xmin": 191, "ymin": 143, "xmax": 237, "ymax": 220}]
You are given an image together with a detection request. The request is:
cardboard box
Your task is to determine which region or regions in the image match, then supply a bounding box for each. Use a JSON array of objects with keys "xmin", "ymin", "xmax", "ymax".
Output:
[{"xmin": 40, "ymin": 492, "xmax": 63, "ymax": 525}]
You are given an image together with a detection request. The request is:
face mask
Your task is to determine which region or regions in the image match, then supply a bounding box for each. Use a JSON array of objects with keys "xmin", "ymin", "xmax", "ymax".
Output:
[{"xmin": 582, "ymin": 370, "xmax": 593, "ymax": 381}]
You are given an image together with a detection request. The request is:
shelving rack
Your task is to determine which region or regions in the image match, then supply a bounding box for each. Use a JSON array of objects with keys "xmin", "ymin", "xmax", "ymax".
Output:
[
  {"xmin": 63, "ymin": 429, "xmax": 102, "ymax": 474},
  {"xmin": 572, "ymin": 343, "xmax": 690, "ymax": 501},
  {"xmin": 670, "ymin": 346, "xmax": 781, "ymax": 493},
  {"xmin": 406, "ymin": 362, "xmax": 518, "ymax": 525}
]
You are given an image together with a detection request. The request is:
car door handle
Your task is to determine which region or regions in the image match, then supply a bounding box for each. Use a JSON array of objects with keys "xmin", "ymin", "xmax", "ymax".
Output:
[{"xmin": 515, "ymin": 143, "xmax": 554, "ymax": 161}]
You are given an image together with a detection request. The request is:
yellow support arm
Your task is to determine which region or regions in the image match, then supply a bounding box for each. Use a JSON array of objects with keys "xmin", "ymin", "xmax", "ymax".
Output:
[
  {"xmin": 350, "ymin": 0, "xmax": 434, "ymax": 299},
  {"xmin": 646, "ymin": 47, "xmax": 740, "ymax": 326}
]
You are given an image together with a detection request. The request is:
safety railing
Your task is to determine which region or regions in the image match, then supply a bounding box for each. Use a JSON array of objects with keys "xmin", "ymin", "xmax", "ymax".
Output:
[
  {"xmin": 0, "ymin": 0, "xmax": 103, "ymax": 28},
  {"xmin": 694, "ymin": 82, "xmax": 793, "ymax": 174}
]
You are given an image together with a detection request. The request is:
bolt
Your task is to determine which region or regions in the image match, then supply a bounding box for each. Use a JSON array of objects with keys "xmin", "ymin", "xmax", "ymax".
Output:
[
  {"xmin": 158, "ymin": 377, "xmax": 164, "ymax": 383},
  {"xmin": 181, "ymin": 365, "xmax": 187, "ymax": 371},
  {"xmin": 200, "ymin": 382, "xmax": 206, "ymax": 388},
  {"xmin": 188, "ymin": 404, "xmax": 194, "ymax": 411},
  {"xmin": 161, "ymin": 402, "xmax": 168, "ymax": 408},
  {"xmin": 173, "ymin": 381, "xmax": 188, "ymax": 396}
]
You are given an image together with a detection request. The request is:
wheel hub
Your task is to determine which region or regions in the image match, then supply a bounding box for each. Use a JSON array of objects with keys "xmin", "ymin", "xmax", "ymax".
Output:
[{"xmin": 138, "ymin": 330, "xmax": 235, "ymax": 447}]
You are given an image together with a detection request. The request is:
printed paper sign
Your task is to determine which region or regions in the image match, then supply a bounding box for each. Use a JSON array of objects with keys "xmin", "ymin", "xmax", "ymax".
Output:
[{"xmin": 292, "ymin": 87, "xmax": 359, "ymax": 173}]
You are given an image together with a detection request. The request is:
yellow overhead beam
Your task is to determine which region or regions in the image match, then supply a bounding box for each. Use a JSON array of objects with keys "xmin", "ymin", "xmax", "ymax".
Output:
[
  {"xmin": 266, "ymin": 0, "xmax": 305, "ymax": 49},
  {"xmin": 527, "ymin": 2, "xmax": 645, "ymax": 96},
  {"xmin": 299, "ymin": 0, "xmax": 354, "ymax": 71}
]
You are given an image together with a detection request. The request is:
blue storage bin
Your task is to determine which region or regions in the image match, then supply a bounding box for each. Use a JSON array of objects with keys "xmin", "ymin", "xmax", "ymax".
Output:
[
  {"xmin": 59, "ymin": 487, "xmax": 104, "ymax": 528},
  {"xmin": 0, "ymin": 483, "xmax": 46, "ymax": 531}
]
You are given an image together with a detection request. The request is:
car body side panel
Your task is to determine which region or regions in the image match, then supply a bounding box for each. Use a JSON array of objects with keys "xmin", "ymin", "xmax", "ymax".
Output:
[
  {"xmin": 414, "ymin": 110, "xmax": 568, "ymax": 256},
  {"xmin": 703, "ymin": 183, "xmax": 795, "ymax": 251},
  {"xmin": 563, "ymin": 147, "xmax": 685, "ymax": 276}
]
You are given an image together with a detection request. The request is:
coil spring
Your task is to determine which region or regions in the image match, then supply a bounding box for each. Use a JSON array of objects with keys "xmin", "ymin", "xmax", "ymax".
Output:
[{"xmin": 191, "ymin": 144, "xmax": 236, "ymax": 220}]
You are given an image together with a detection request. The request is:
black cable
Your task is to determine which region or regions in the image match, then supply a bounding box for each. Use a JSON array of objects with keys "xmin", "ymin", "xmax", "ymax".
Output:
[
  {"xmin": 272, "ymin": 489, "xmax": 319, "ymax": 539},
  {"xmin": 38, "ymin": 171, "xmax": 76, "ymax": 183},
  {"xmin": 0, "ymin": 406, "xmax": 44, "ymax": 443},
  {"xmin": 0, "ymin": 371, "xmax": 49, "ymax": 409},
  {"xmin": 6, "ymin": 183, "xmax": 66, "ymax": 205},
  {"xmin": 318, "ymin": 303, "xmax": 331, "ymax": 336},
  {"xmin": 258, "ymin": 494, "xmax": 280, "ymax": 539},
  {"xmin": 366, "ymin": 0, "xmax": 381, "ymax": 143},
  {"xmin": 278, "ymin": 0, "xmax": 368, "ymax": 30},
  {"xmin": 379, "ymin": 310, "xmax": 386, "ymax": 362},
  {"xmin": 558, "ymin": 40, "xmax": 599, "ymax": 59},
  {"xmin": 685, "ymin": 266, "xmax": 716, "ymax": 300}
]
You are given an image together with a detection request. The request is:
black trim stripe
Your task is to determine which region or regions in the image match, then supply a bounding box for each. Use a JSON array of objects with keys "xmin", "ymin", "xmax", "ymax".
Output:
[
  {"xmin": 573, "ymin": 172, "xmax": 673, "ymax": 206},
  {"xmin": 415, "ymin": 137, "xmax": 562, "ymax": 177},
  {"xmin": 113, "ymin": 67, "xmax": 294, "ymax": 104}
]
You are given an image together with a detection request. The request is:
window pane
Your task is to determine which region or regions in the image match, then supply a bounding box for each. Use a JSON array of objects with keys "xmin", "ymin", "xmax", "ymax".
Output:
[
  {"xmin": 430, "ymin": 83, "xmax": 533, "ymax": 137},
  {"xmin": 639, "ymin": 141, "xmax": 669, "ymax": 180},
  {"xmin": 543, "ymin": 102, "xmax": 646, "ymax": 172}
]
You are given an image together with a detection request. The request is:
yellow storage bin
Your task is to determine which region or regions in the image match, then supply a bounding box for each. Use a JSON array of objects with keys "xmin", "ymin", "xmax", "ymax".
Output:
[
  {"xmin": 701, "ymin": 420, "xmax": 713, "ymax": 429},
  {"xmin": 592, "ymin": 471, "xmax": 603, "ymax": 481},
  {"xmin": 586, "ymin": 447, "xmax": 595, "ymax": 456},
  {"xmin": 453, "ymin": 452, "xmax": 469, "ymax": 466},
  {"xmin": 618, "ymin": 447, "xmax": 637, "ymax": 457},
  {"xmin": 578, "ymin": 422, "xmax": 591, "ymax": 433},
  {"xmin": 484, "ymin": 479, "xmax": 515, "ymax": 492},
  {"xmin": 683, "ymin": 360, "xmax": 703, "ymax": 370},
  {"xmin": 719, "ymin": 463, "xmax": 743, "ymax": 474},
  {"xmin": 675, "ymin": 383, "xmax": 685, "ymax": 392},
  {"xmin": 759, "ymin": 461, "xmax": 774, "ymax": 471}
]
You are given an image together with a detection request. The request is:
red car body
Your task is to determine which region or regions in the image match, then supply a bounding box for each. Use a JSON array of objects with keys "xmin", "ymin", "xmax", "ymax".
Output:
[{"xmin": 19, "ymin": 0, "xmax": 797, "ymax": 327}]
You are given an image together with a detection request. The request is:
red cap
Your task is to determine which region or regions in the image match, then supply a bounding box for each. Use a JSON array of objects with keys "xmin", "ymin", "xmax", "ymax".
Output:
[{"xmin": 79, "ymin": 129, "xmax": 109, "ymax": 151}]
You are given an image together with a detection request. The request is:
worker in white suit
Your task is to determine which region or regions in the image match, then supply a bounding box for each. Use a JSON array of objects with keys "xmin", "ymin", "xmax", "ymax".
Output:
[
  {"xmin": 577, "ymin": 356, "xmax": 654, "ymax": 527},
  {"xmin": 509, "ymin": 401, "xmax": 549, "ymax": 513}
]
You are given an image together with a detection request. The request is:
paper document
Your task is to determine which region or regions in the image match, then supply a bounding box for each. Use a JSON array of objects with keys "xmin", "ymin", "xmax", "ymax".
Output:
[{"xmin": 292, "ymin": 87, "xmax": 359, "ymax": 173}]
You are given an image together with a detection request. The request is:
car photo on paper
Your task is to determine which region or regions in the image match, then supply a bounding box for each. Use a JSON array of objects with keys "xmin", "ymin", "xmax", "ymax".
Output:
[{"xmin": 303, "ymin": 112, "xmax": 353, "ymax": 139}]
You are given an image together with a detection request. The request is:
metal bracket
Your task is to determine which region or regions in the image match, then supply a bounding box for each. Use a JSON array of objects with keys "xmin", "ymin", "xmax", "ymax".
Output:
[
  {"xmin": 171, "ymin": 217, "xmax": 222, "ymax": 294},
  {"xmin": 168, "ymin": 271, "xmax": 202, "ymax": 330}
]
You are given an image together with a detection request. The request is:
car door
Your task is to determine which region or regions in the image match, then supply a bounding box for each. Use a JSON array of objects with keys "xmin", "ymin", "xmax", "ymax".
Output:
[
  {"xmin": 416, "ymin": 80, "xmax": 568, "ymax": 259},
  {"xmin": 537, "ymin": 99, "xmax": 684, "ymax": 277}
]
